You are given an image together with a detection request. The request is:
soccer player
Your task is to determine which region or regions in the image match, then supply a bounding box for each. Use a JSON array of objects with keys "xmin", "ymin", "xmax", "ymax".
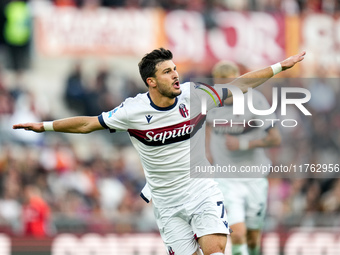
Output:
[
  {"xmin": 13, "ymin": 48, "xmax": 305, "ymax": 255},
  {"xmin": 206, "ymin": 61, "xmax": 281, "ymax": 255}
]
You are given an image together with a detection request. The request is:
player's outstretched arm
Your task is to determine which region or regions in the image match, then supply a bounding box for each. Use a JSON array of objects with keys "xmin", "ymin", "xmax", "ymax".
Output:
[
  {"xmin": 229, "ymin": 51, "xmax": 306, "ymax": 94},
  {"xmin": 12, "ymin": 116, "xmax": 104, "ymax": 133}
]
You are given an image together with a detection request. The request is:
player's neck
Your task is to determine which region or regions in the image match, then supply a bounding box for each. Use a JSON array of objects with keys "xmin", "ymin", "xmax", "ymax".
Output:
[{"xmin": 148, "ymin": 90, "xmax": 176, "ymax": 108}]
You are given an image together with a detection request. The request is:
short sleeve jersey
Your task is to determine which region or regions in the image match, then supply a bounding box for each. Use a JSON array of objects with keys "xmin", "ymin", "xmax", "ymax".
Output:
[{"xmin": 99, "ymin": 82, "xmax": 228, "ymax": 208}]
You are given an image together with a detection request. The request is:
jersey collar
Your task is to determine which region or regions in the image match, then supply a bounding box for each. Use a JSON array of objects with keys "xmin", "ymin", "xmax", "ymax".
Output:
[{"xmin": 147, "ymin": 93, "xmax": 178, "ymax": 111}]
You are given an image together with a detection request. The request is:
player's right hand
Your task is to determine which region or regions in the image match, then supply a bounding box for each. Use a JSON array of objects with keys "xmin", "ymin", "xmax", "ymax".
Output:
[
  {"xmin": 12, "ymin": 123, "xmax": 45, "ymax": 133},
  {"xmin": 225, "ymin": 134, "xmax": 239, "ymax": 151}
]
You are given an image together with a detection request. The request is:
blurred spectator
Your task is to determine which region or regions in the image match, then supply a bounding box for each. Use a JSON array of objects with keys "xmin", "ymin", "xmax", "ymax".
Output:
[
  {"xmin": 2, "ymin": 0, "xmax": 32, "ymax": 71},
  {"xmin": 322, "ymin": 0, "xmax": 340, "ymax": 14},
  {"xmin": 58, "ymin": 189, "xmax": 90, "ymax": 219},
  {"xmin": 101, "ymin": 0, "xmax": 126, "ymax": 8},
  {"xmin": 311, "ymin": 114, "xmax": 338, "ymax": 149},
  {"xmin": 220, "ymin": 0, "xmax": 250, "ymax": 11},
  {"xmin": 8, "ymin": 72, "xmax": 27, "ymax": 101},
  {"xmin": 64, "ymin": 61, "xmax": 88, "ymax": 115},
  {"xmin": 85, "ymin": 65, "xmax": 117, "ymax": 115},
  {"xmin": 53, "ymin": 0, "xmax": 78, "ymax": 7},
  {"xmin": 307, "ymin": 78, "xmax": 336, "ymax": 114},
  {"xmin": 302, "ymin": 0, "xmax": 322, "ymax": 13},
  {"xmin": 0, "ymin": 66, "xmax": 14, "ymax": 120},
  {"xmin": 81, "ymin": 0, "xmax": 101, "ymax": 10},
  {"xmin": 0, "ymin": 2, "xmax": 6, "ymax": 60},
  {"xmin": 121, "ymin": 76, "xmax": 145, "ymax": 101},
  {"xmin": 9, "ymin": 91, "xmax": 44, "ymax": 144},
  {"xmin": 281, "ymin": 0, "xmax": 300, "ymax": 15},
  {"xmin": 267, "ymin": 178, "xmax": 292, "ymax": 226},
  {"xmin": 0, "ymin": 188, "xmax": 22, "ymax": 233},
  {"xmin": 0, "ymin": 164, "xmax": 22, "ymax": 233},
  {"xmin": 321, "ymin": 179, "xmax": 340, "ymax": 212},
  {"xmin": 285, "ymin": 179, "xmax": 308, "ymax": 215},
  {"xmin": 98, "ymin": 179, "xmax": 126, "ymax": 217},
  {"xmin": 0, "ymin": 87, "xmax": 14, "ymax": 117},
  {"xmin": 47, "ymin": 0, "xmax": 340, "ymax": 13},
  {"xmin": 304, "ymin": 180, "xmax": 322, "ymax": 213},
  {"xmin": 22, "ymin": 185, "xmax": 52, "ymax": 237}
]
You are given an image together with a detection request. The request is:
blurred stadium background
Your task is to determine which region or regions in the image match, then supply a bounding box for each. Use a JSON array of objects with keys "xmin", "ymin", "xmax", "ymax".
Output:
[{"xmin": 0, "ymin": 0, "xmax": 340, "ymax": 254}]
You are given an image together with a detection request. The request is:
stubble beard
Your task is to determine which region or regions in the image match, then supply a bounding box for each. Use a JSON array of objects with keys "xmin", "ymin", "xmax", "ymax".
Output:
[{"xmin": 159, "ymin": 86, "xmax": 182, "ymax": 99}]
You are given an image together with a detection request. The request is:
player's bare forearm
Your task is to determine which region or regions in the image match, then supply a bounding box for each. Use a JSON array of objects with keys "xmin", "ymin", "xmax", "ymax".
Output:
[
  {"xmin": 13, "ymin": 116, "xmax": 104, "ymax": 133},
  {"xmin": 249, "ymin": 127, "xmax": 281, "ymax": 149},
  {"xmin": 52, "ymin": 116, "xmax": 104, "ymax": 133},
  {"xmin": 226, "ymin": 128, "xmax": 281, "ymax": 151},
  {"xmin": 229, "ymin": 51, "xmax": 306, "ymax": 94}
]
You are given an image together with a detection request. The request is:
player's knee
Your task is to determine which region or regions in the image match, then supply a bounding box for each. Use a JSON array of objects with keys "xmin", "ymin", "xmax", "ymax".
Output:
[
  {"xmin": 230, "ymin": 223, "xmax": 247, "ymax": 244},
  {"xmin": 230, "ymin": 231, "xmax": 246, "ymax": 244},
  {"xmin": 199, "ymin": 236, "xmax": 226, "ymax": 255},
  {"xmin": 246, "ymin": 230, "xmax": 260, "ymax": 249},
  {"xmin": 247, "ymin": 238, "xmax": 258, "ymax": 249},
  {"xmin": 201, "ymin": 244, "xmax": 225, "ymax": 255}
]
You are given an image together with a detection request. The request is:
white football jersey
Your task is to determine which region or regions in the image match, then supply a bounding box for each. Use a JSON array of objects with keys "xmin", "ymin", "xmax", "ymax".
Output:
[
  {"xmin": 99, "ymin": 82, "xmax": 228, "ymax": 208},
  {"xmin": 206, "ymin": 89, "xmax": 276, "ymax": 179}
]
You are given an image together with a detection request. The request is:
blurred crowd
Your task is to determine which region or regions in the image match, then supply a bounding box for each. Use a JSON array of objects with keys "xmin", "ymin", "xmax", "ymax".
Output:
[
  {"xmin": 1, "ymin": 66, "xmax": 340, "ymax": 237},
  {"xmin": 0, "ymin": 0, "xmax": 340, "ymax": 238},
  {"xmin": 0, "ymin": 61, "xmax": 154, "ymax": 237},
  {"xmin": 51, "ymin": 0, "xmax": 340, "ymax": 15}
]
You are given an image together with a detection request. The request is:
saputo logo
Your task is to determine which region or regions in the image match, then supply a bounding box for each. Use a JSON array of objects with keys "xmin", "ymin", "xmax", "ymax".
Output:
[
  {"xmin": 200, "ymin": 84, "xmax": 312, "ymax": 128},
  {"xmin": 145, "ymin": 124, "xmax": 195, "ymax": 144}
]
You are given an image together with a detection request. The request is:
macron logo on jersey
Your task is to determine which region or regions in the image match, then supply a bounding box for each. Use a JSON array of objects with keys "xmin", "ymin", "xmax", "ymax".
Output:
[{"xmin": 145, "ymin": 115, "xmax": 153, "ymax": 123}]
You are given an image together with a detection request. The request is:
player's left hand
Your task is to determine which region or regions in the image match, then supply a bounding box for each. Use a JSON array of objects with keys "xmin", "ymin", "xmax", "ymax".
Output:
[
  {"xmin": 280, "ymin": 51, "xmax": 306, "ymax": 71},
  {"xmin": 225, "ymin": 134, "xmax": 240, "ymax": 151}
]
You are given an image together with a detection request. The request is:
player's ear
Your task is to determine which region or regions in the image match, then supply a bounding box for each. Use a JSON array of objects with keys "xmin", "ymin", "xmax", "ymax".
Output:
[{"xmin": 147, "ymin": 77, "xmax": 156, "ymax": 88}]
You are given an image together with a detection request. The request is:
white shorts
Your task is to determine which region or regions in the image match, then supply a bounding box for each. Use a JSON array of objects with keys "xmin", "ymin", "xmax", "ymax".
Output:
[
  {"xmin": 217, "ymin": 178, "xmax": 268, "ymax": 229},
  {"xmin": 153, "ymin": 186, "xmax": 230, "ymax": 255}
]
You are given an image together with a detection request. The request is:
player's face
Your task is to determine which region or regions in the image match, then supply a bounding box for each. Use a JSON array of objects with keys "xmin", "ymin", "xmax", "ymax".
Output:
[{"xmin": 153, "ymin": 60, "xmax": 181, "ymax": 99}]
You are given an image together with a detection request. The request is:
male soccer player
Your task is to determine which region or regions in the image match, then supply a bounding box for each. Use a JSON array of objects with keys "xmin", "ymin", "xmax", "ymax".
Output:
[
  {"xmin": 13, "ymin": 48, "xmax": 305, "ymax": 255},
  {"xmin": 206, "ymin": 61, "xmax": 281, "ymax": 255}
]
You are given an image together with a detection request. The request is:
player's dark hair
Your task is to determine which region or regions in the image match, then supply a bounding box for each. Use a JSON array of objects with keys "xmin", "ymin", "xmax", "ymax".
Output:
[{"xmin": 138, "ymin": 48, "xmax": 173, "ymax": 87}]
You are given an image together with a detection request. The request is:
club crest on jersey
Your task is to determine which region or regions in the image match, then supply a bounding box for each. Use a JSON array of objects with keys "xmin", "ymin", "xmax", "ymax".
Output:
[
  {"xmin": 168, "ymin": 246, "xmax": 175, "ymax": 255},
  {"xmin": 179, "ymin": 103, "xmax": 189, "ymax": 118}
]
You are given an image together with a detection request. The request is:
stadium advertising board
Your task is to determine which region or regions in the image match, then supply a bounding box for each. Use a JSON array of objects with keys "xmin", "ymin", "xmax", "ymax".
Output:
[
  {"xmin": 34, "ymin": 8, "xmax": 285, "ymax": 69},
  {"xmin": 1, "ymin": 230, "xmax": 339, "ymax": 255},
  {"xmin": 34, "ymin": 7, "xmax": 340, "ymax": 73},
  {"xmin": 35, "ymin": 7, "xmax": 163, "ymax": 56}
]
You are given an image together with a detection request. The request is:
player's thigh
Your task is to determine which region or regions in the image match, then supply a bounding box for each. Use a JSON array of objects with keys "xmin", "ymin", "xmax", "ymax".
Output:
[
  {"xmin": 245, "ymin": 179, "xmax": 268, "ymax": 229},
  {"xmin": 191, "ymin": 187, "xmax": 230, "ymax": 237},
  {"xmin": 191, "ymin": 188, "xmax": 229, "ymax": 253},
  {"xmin": 154, "ymin": 206, "xmax": 200, "ymax": 255}
]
